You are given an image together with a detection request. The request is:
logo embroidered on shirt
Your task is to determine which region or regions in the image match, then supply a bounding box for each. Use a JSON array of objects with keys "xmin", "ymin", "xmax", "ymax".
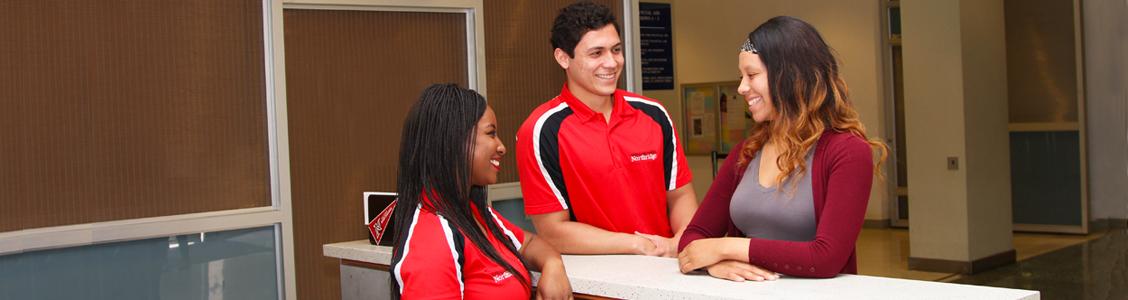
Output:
[
  {"xmin": 630, "ymin": 152, "xmax": 658, "ymax": 162},
  {"xmin": 492, "ymin": 271, "xmax": 514, "ymax": 283}
]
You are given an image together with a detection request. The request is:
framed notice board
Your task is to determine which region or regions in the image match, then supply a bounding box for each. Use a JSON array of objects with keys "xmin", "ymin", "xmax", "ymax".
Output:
[{"xmin": 682, "ymin": 81, "xmax": 753, "ymax": 155}]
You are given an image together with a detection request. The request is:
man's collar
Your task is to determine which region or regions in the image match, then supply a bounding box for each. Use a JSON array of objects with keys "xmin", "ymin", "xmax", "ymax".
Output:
[{"xmin": 559, "ymin": 83, "xmax": 634, "ymax": 123}]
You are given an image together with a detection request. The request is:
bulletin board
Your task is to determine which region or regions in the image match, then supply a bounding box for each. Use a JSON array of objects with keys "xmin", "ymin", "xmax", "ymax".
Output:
[
  {"xmin": 718, "ymin": 82, "xmax": 753, "ymax": 153},
  {"xmin": 682, "ymin": 81, "xmax": 753, "ymax": 155}
]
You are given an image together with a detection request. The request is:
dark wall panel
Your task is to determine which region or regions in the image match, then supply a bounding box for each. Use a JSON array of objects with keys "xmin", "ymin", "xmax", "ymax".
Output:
[
  {"xmin": 0, "ymin": 0, "xmax": 269, "ymax": 232},
  {"xmin": 1010, "ymin": 132, "xmax": 1083, "ymax": 226},
  {"xmin": 283, "ymin": 9, "xmax": 468, "ymax": 299}
]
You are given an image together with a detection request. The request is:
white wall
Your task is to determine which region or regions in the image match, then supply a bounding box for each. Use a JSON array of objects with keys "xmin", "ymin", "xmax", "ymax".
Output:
[
  {"xmin": 902, "ymin": 0, "xmax": 1013, "ymax": 262},
  {"xmin": 901, "ymin": 0, "xmax": 972, "ymax": 261},
  {"xmin": 1083, "ymin": 0, "xmax": 1128, "ymax": 222},
  {"xmin": 641, "ymin": 0, "xmax": 891, "ymax": 221},
  {"xmin": 958, "ymin": 0, "xmax": 1013, "ymax": 260}
]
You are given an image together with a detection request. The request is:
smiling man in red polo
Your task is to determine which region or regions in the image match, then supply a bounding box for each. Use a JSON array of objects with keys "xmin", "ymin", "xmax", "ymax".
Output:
[{"xmin": 516, "ymin": 1, "xmax": 697, "ymax": 257}]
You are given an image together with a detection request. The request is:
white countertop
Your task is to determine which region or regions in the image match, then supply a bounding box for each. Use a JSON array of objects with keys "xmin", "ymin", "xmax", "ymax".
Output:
[{"xmin": 324, "ymin": 240, "xmax": 1039, "ymax": 300}]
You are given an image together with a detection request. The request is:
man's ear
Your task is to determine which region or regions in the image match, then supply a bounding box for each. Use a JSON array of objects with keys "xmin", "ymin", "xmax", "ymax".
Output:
[{"xmin": 553, "ymin": 48, "xmax": 571, "ymax": 70}]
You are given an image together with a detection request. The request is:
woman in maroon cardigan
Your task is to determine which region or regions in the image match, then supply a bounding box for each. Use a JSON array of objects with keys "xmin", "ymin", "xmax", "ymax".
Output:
[{"xmin": 677, "ymin": 16, "xmax": 888, "ymax": 281}]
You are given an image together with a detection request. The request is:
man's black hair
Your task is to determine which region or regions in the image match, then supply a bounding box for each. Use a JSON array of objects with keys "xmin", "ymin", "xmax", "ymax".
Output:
[{"xmin": 551, "ymin": 1, "xmax": 620, "ymax": 57}]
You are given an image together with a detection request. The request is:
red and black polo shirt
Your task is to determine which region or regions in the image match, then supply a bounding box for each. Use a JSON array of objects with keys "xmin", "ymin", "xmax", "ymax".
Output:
[
  {"xmin": 390, "ymin": 199, "xmax": 529, "ymax": 299},
  {"xmin": 517, "ymin": 84, "xmax": 692, "ymax": 237}
]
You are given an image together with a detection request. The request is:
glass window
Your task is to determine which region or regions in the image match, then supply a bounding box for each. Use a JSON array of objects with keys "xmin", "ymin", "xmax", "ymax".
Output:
[{"xmin": 0, "ymin": 226, "xmax": 279, "ymax": 300}]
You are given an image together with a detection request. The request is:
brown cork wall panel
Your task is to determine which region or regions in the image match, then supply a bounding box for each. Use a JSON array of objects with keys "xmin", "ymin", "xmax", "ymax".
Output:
[
  {"xmin": 0, "ymin": 0, "xmax": 269, "ymax": 232},
  {"xmin": 282, "ymin": 9, "xmax": 468, "ymax": 299},
  {"xmin": 483, "ymin": 0, "xmax": 624, "ymax": 183}
]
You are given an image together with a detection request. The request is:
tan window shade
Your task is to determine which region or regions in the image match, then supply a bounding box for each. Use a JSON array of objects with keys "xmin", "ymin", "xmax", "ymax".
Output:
[
  {"xmin": 1005, "ymin": 0, "xmax": 1080, "ymax": 123},
  {"xmin": 0, "ymin": 0, "xmax": 270, "ymax": 232},
  {"xmin": 282, "ymin": 9, "xmax": 468, "ymax": 300}
]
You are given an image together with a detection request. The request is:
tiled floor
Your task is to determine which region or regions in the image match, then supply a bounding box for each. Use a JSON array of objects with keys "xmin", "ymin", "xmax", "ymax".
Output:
[
  {"xmin": 951, "ymin": 229, "xmax": 1128, "ymax": 299},
  {"xmin": 855, "ymin": 228, "xmax": 953, "ymax": 281},
  {"xmin": 855, "ymin": 227, "xmax": 1106, "ymax": 280},
  {"xmin": 856, "ymin": 227, "xmax": 1126, "ymax": 299}
]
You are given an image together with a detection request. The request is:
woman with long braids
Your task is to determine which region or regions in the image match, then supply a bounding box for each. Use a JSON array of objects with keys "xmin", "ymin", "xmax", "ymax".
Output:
[
  {"xmin": 389, "ymin": 84, "xmax": 572, "ymax": 299},
  {"xmin": 677, "ymin": 16, "xmax": 888, "ymax": 281}
]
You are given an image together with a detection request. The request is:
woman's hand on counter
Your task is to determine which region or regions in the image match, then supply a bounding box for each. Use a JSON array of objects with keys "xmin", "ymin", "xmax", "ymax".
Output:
[
  {"xmin": 705, "ymin": 261, "xmax": 779, "ymax": 282},
  {"xmin": 677, "ymin": 237, "xmax": 749, "ymax": 273},
  {"xmin": 536, "ymin": 257, "xmax": 573, "ymax": 300}
]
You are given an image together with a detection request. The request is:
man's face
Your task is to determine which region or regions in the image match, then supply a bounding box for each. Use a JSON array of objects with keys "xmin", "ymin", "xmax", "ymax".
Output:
[{"xmin": 557, "ymin": 24, "xmax": 624, "ymax": 100}]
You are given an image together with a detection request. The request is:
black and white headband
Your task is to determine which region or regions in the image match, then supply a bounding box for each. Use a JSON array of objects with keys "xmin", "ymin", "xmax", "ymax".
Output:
[{"xmin": 740, "ymin": 38, "xmax": 759, "ymax": 54}]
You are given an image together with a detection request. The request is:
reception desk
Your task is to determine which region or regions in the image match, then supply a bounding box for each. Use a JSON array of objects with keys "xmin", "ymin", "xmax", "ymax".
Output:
[{"xmin": 324, "ymin": 240, "xmax": 1039, "ymax": 299}]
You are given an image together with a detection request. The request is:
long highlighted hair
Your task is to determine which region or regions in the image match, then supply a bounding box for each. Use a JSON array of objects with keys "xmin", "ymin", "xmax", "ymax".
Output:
[{"xmin": 739, "ymin": 16, "xmax": 888, "ymax": 189}]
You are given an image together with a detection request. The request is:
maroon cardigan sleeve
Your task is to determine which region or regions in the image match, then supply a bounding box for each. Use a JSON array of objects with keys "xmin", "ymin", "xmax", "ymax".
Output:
[
  {"xmin": 677, "ymin": 139, "xmax": 748, "ymax": 252},
  {"xmin": 744, "ymin": 134, "xmax": 874, "ymax": 278}
]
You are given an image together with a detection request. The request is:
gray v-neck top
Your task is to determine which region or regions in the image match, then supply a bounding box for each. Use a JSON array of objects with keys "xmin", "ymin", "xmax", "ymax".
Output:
[{"xmin": 729, "ymin": 145, "xmax": 817, "ymax": 242}]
